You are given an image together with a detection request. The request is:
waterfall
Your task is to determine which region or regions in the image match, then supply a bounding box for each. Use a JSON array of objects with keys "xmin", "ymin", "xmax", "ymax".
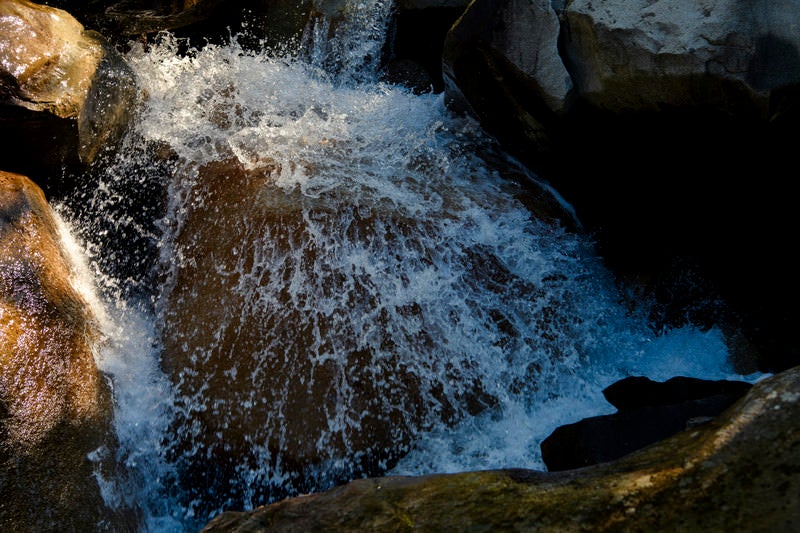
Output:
[{"xmin": 52, "ymin": 1, "xmax": 761, "ymax": 531}]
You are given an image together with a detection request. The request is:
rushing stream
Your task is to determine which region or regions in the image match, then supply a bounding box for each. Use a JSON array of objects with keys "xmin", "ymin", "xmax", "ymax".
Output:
[{"xmin": 50, "ymin": 2, "xmax": 761, "ymax": 531}]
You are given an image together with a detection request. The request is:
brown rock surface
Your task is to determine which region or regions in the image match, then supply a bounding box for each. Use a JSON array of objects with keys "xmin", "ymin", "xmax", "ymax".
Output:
[
  {"xmin": 0, "ymin": 170, "xmax": 136, "ymax": 531},
  {"xmin": 202, "ymin": 366, "xmax": 799, "ymax": 531}
]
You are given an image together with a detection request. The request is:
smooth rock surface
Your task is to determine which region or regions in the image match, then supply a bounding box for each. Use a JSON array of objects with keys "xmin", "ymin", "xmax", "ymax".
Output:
[
  {"xmin": 0, "ymin": 170, "xmax": 137, "ymax": 532},
  {"xmin": 0, "ymin": 0, "xmax": 137, "ymax": 182}
]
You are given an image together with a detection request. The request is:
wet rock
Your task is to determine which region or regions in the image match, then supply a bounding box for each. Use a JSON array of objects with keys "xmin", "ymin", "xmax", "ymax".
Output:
[
  {"xmin": 0, "ymin": 170, "xmax": 138, "ymax": 531},
  {"xmin": 202, "ymin": 366, "xmax": 799, "ymax": 531},
  {"xmin": 100, "ymin": 0, "xmax": 226, "ymax": 36},
  {"xmin": 0, "ymin": 0, "xmax": 138, "ymax": 188},
  {"xmin": 540, "ymin": 376, "xmax": 753, "ymax": 472},
  {"xmin": 157, "ymin": 156, "xmax": 500, "ymax": 516},
  {"xmin": 157, "ymin": 148, "xmax": 579, "ymax": 517}
]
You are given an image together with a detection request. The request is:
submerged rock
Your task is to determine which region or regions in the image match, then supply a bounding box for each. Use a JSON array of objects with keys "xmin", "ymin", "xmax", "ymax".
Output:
[
  {"xmin": 0, "ymin": 170, "xmax": 137, "ymax": 531},
  {"xmin": 202, "ymin": 366, "xmax": 799, "ymax": 531}
]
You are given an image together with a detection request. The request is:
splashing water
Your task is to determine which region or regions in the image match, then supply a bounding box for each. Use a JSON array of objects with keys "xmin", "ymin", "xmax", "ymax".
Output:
[{"xmin": 53, "ymin": 3, "xmax": 764, "ymax": 532}]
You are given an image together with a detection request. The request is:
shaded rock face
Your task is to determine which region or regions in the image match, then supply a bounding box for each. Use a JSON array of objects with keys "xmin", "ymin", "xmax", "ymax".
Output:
[
  {"xmin": 442, "ymin": 0, "xmax": 569, "ymax": 159},
  {"xmin": 540, "ymin": 376, "xmax": 753, "ymax": 471},
  {"xmin": 443, "ymin": 0, "xmax": 800, "ymax": 149},
  {"xmin": 203, "ymin": 366, "xmax": 800, "ymax": 532},
  {"xmin": 442, "ymin": 0, "xmax": 800, "ymax": 373},
  {"xmin": 0, "ymin": 0, "xmax": 138, "ymax": 189},
  {"xmin": 562, "ymin": 0, "xmax": 800, "ymax": 111},
  {"xmin": 0, "ymin": 170, "xmax": 137, "ymax": 531}
]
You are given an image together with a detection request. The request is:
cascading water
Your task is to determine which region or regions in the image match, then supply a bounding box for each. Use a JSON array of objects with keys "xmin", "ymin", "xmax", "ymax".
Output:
[{"xmin": 52, "ymin": 1, "xmax": 762, "ymax": 531}]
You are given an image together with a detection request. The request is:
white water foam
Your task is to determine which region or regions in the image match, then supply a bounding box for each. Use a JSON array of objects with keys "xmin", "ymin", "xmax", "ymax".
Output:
[
  {"xmin": 53, "ymin": 206, "xmax": 184, "ymax": 531},
  {"xmin": 55, "ymin": 4, "xmax": 765, "ymax": 531}
]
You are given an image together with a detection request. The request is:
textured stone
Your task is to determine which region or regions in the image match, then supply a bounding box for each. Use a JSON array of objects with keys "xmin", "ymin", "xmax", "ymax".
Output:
[
  {"xmin": 0, "ymin": 170, "xmax": 137, "ymax": 531},
  {"xmin": 202, "ymin": 367, "xmax": 799, "ymax": 531},
  {"xmin": 0, "ymin": 0, "xmax": 137, "ymax": 180}
]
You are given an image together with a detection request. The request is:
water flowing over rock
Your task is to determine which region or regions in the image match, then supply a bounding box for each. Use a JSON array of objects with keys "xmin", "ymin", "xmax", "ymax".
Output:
[
  {"xmin": 203, "ymin": 365, "xmax": 800, "ymax": 531},
  {"xmin": 156, "ymin": 144, "xmax": 585, "ymax": 518},
  {"xmin": 0, "ymin": 0, "xmax": 138, "ymax": 185},
  {"xmin": 0, "ymin": 0, "xmax": 793, "ymax": 529},
  {"xmin": 0, "ymin": 170, "xmax": 137, "ymax": 531}
]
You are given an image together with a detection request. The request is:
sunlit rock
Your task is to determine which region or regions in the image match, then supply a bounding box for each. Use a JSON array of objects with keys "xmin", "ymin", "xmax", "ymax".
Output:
[
  {"xmin": 202, "ymin": 366, "xmax": 800, "ymax": 531},
  {"xmin": 0, "ymin": 0, "xmax": 137, "ymax": 182},
  {"xmin": 0, "ymin": 170, "xmax": 137, "ymax": 531},
  {"xmin": 563, "ymin": 0, "xmax": 800, "ymax": 114}
]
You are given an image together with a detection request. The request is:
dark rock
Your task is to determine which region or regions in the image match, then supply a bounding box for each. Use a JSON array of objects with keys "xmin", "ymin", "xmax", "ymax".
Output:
[
  {"xmin": 602, "ymin": 375, "xmax": 753, "ymax": 409},
  {"xmin": 540, "ymin": 375, "xmax": 753, "ymax": 472}
]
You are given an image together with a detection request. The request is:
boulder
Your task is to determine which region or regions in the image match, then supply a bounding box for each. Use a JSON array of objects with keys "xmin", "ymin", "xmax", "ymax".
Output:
[
  {"xmin": 443, "ymin": 0, "xmax": 800, "ymax": 159},
  {"xmin": 159, "ymin": 157, "xmax": 475, "ymax": 516},
  {"xmin": 602, "ymin": 375, "xmax": 753, "ymax": 410},
  {"xmin": 0, "ymin": 0, "xmax": 138, "ymax": 189},
  {"xmin": 202, "ymin": 366, "xmax": 800, "ymax": 531},
  {"xmin": 0, "ymin": 170, "xmax": 137, "ymax": 531},
  {"xmin": 442, "ymin": 0, "xmax": 570, "ymax": 158},
  {"xmin": 540, "ymin": 376, "xmax": 753, "ymax": 472},
  {"xmin": 562, "ymin": 0, "xmax": 800, "ymax": 114},
  {"xmin": 157, "ymin": 151, "xmax": 579, "ymax": 517}
]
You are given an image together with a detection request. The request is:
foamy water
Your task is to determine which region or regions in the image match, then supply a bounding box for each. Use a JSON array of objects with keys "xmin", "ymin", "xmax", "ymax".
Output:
[{"xmin": 51, "ymin": 9, "xmax": 765, "ymax": 532}]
